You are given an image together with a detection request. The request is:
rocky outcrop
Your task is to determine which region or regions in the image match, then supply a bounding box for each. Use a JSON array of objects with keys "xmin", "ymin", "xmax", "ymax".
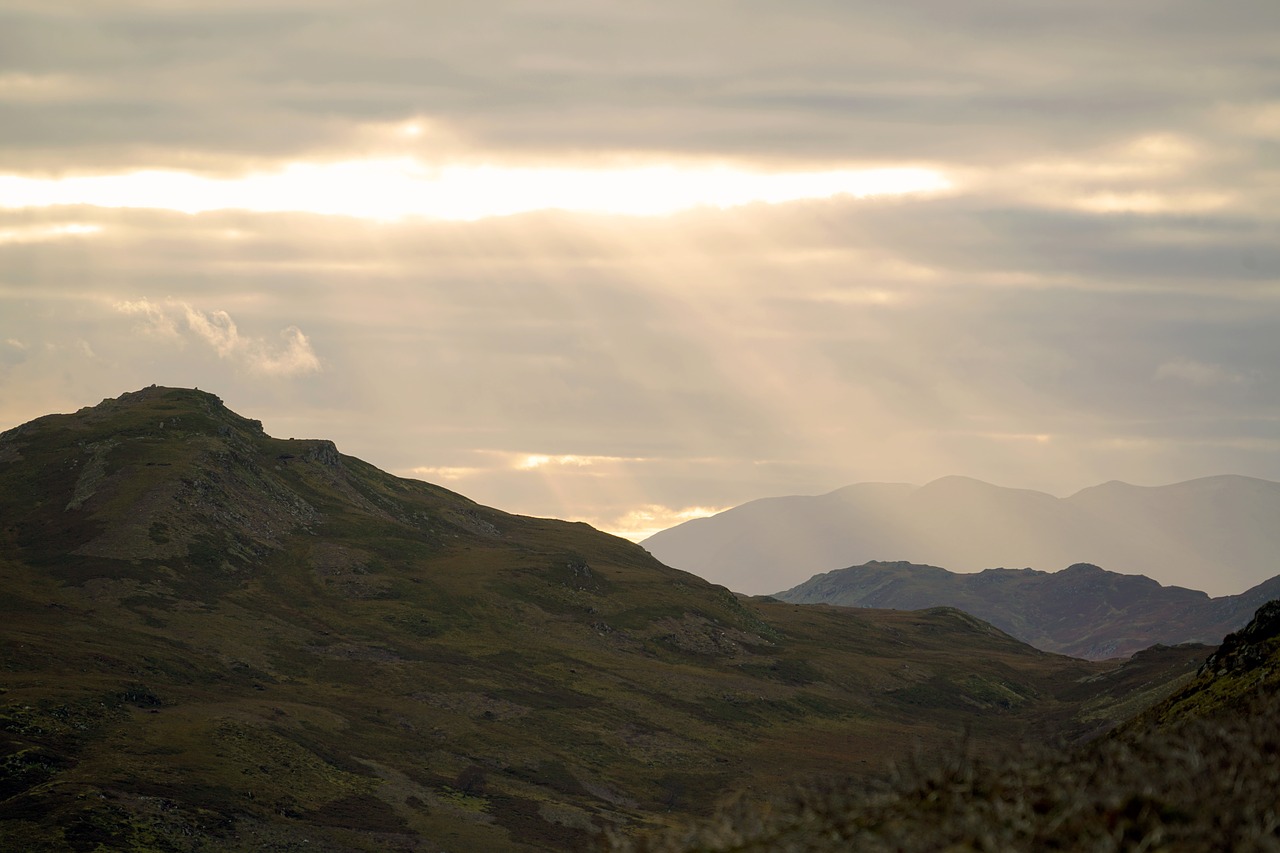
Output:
[{"xmin": 1200, "ymin": 600, "xmax": 1280, "ymax": 677}]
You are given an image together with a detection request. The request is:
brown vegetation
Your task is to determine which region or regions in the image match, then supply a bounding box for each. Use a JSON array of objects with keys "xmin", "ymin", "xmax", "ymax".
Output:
[
  {"xmin": 0, "ymin": 387, "xmax": 1260, "ymax": 851},
  {"xmin": 615, "ymin": 599, "xmax": 1280, "ymax": 852}
]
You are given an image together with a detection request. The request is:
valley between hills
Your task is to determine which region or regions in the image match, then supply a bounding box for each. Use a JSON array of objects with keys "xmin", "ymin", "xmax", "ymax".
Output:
[{"xmin": 1, "ymin": 387, "xmax": 1277, "ymax": 851}]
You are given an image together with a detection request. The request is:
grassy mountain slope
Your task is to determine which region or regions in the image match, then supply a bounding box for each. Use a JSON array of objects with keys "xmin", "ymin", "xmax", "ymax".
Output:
[
  {"xmin": 619, "ymin": 690, "xmax": 1280, "ymax": 853},
  {"xmin": 618, "ymin": 600, "xmax": 1280, "ymax": 852},
  {"xmin": 1122, "ymin": 598, "xmax": 1280, "ymax": 731},
  {"xmin": 0, "ymin": 388, "xmax": 1205, "ymax": 851},
  {"xmin": 777, "ymin": 560, "xmax": 1278, "ymax": 659}
]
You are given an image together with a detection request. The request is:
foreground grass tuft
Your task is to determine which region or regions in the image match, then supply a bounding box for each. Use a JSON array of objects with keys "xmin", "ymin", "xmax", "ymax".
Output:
[{"xmin": 617, "ymin": 687, "xmax": 1280, "ymax": 852}]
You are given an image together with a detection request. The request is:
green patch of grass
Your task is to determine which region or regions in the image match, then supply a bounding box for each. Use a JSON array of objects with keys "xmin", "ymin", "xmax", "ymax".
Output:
[
  {"xmin": 301, "ymin": 793, "xmax": 408, "ymax": 832},
  {"xmin": 488, "ymin": 792, "xmax": 598, "ymax": 850},
  {"xmin": 148, "ymin": 522, "xmax": 171, "ymax": 545},
  {"xmin": 506, "ymin": 759, "xmax": 588, "ymax": 796},
  {"xmin": 736, "ymin": 658, "xmax": 822, "ymax": 686},
  {"xmin": 792, "ymin": 692, "xmax": 852, "ymax": 719},
  {"xmin": 487, "ymin": 679, "xmax": 598, "ymax": 713},
  {"xmin": 0, "ymin": 747, "xmax": 71, "ymax": 801},
  {"xmin": 117, "ymin": 684, "xmax": 165, "ymax": 708},
  {"xmin": 889, "ymin": 676, "xmax": 983, "ymax": 712},
  {"xmin": 383, "ymin": 613, "xmax": 443, "ymax": 638},
  {"xmin": 436, "ymin": 787, "xmax": 489, "ymax": 813},
  {"xmin": 609, "ymin": 605, "xmax": 691, "ymax": 632},
  {"xmin": 958, "ymin": 675, "xmax": 1036, "ymax": 709}
]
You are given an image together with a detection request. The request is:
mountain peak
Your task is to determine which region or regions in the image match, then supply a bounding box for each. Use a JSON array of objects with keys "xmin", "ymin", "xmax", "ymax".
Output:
[
  {"xmin": 83, "ymin": 384, "xmax": 228, "ymax": 415},
  {"xmin": 917, "ymin": 474, "xmax": 998, "ymax": 491},
  {"xmin": 0, "ymin": 386, "xmax": 338, "ymax": 572},
  {"xmin": 777, "ymin": 560, "xmax": 1263, "ymax": 660},
  {"xmin": 2, "ymin": 385, "xmax": 269, "ymax": 449},
  {"xmin": 5, "ymin": 388, "xmax": 1205, "ymax": 851},
  {"xmin": 644, "ymin": 474, "xmax": 1280, "ymax": 597}
]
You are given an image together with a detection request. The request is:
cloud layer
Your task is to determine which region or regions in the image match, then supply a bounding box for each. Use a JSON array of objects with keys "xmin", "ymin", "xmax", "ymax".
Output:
[
  {"xmin": 116, "ymin": 298, "xmax": 320, "ymax": 377},
  {"xmin": 1, "ymin": 2, "xmax": 1276, "ymax": 168},
  {"xmin": 0, "ymin": 2, "xmax": 1277, "ymax": 557}
]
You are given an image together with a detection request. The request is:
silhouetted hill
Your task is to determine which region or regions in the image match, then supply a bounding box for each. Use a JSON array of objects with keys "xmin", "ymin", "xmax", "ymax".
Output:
[
  {"xmin": 776, "ymin": 560, "xmax": 1280, "ymax": 659},
  {"xmin": 642, "ymin": 475, "xmax": 1280, "ymax": 596},
  {"xmin": 0, "ymin": 388, "xmax": 1211, "ymax": 850}
]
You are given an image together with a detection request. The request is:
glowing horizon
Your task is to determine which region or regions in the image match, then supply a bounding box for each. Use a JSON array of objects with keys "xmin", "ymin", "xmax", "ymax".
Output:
[{"xmin": 0, "ymin": 159, "xmax": 951, "ymax": 221}]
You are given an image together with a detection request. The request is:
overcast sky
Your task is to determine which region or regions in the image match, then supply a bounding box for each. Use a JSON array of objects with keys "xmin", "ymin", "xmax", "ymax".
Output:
[{"xmin": 2, "ymin": 0, "xmax": 1278, "ymax": 539}]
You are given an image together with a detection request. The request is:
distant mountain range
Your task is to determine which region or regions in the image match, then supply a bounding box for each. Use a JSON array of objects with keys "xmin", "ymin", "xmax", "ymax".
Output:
[
  {"xmin": 776, "ymin": 561, "xmax": 1280, "ymax": 660},
  {"xmin": 2, "ymin": 387, "xmax": 1207, "ymax": 850},
  {"xmin": 641, "ymin": 475, "xmax": 1280, "ymax": 596}
]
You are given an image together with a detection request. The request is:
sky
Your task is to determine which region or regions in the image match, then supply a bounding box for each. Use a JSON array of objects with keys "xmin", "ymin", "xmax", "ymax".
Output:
[{"xmin": 1, "ymin": 0, "xmax": 1278, "ymax": 541}]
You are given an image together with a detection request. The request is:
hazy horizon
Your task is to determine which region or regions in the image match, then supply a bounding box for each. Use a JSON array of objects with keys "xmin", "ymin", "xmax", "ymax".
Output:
[
  {"xmin": 642, "ymin": 474, "xmax": 1280, "ymax": 597},
  {"xmin": 2, "ymin": 1, "xmax": 1277, "ymax": 539}
]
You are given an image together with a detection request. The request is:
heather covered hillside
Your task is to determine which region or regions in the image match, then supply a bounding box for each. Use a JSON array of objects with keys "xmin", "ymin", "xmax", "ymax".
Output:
[
  {"xmin": 617, "ymin": 599, "xmax": 1280, "ymax": 852},
  {"xmin": 0, "ymin": 387, "xmax": 1201, "ymax": 851},
  {"xmin": 10, "ymin": 1, "xmax": 1280, "ymax": 848}
]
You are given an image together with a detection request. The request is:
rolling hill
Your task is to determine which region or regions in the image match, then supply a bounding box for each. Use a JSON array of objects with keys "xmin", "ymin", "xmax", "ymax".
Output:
[
  {"xmin": 621, "ymin": 598, "xmax": 1280, "ymax": 852},
  {"xmin": 775, "ymin": 560, "xmax": 1280, "ymax": 659},
  {"xmin": 0, "ymin": 387, "xmax": 1216, "ymax": 850},
  {"xmin": 641, "ymin": 475, "xmax": 1280, "ymax": 596}
]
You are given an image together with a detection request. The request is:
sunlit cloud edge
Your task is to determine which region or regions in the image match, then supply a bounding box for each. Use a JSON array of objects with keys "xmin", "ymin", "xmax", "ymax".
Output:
[{"xmin": 0, "ymin": 159, "xmax": 952, "ymax": 222}]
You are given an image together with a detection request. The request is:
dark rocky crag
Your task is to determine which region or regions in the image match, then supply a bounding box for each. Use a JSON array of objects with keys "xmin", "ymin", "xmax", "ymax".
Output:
[{"xmin": 1201, "ymin": 599, "xmax": 1280, "ymax": 677}]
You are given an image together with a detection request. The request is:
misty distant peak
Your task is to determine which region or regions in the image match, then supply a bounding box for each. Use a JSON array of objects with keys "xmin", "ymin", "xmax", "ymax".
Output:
[
  {"xmin": 1069, "ymin": 474, "xmax": 1279, "ymax": 500},
  {"xmin": 918, "ymin": 474, "xmax": 1001, "ymax": 490},
  {"xmin": 777, "ymin": 559, "xmax": 1272, "ymax": 659},
  {"xmin": 825, "ymin": 482, "xmax": 916, "ymax": 499},
  {"xmin": 643, "ymin": 475, "xmax": 1280, "ymax": 597}
]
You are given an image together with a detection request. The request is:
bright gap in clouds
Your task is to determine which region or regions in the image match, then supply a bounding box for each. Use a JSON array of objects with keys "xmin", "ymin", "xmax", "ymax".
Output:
[
  {"xmin": 601, "ymin": 505, "xmax": 728, "ymax": 543},
  {"xmin": 0, "ymin": 222, "xmax": 102, "ymax": 243},
  {"xmin": 0, "ymin": 159, "xmax": 950, "ymax": 220}
]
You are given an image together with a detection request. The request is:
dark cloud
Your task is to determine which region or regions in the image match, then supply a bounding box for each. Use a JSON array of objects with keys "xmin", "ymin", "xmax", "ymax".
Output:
[{"xmin": 2, "ymin": 1, "xmax": 1277, "ymax": 169}]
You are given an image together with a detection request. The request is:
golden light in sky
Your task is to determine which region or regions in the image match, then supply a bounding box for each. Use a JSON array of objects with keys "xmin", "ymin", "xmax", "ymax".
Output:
[
  {"xmin": 0, "ymin": 159, "xmax": 951, "ymax": 220},
  {"xmin": 0, "ymin": 222, "xmax": 103, "ymax": 243},
  {"xmin": 0, "ymin": 0, "xmax": 1274, "ymax": 592}
]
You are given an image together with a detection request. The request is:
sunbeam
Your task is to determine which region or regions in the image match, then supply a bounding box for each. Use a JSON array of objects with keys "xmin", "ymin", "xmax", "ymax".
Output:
[{"xmin": 0, "ymin": 160, "xmax": 951, "ymax": 221}]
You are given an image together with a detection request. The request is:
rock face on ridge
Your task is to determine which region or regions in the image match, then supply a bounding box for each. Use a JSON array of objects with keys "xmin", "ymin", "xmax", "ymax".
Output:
[
  {"xmin": 1200, "ymin": 599, "xmax": 1280, "ymax": 677},
  {"xmin": 1120, "ymin": 597, "xmax": 1280, "ymax": 732}
]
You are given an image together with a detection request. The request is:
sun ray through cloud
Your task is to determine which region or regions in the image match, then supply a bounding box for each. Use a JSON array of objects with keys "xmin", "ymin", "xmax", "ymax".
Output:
[{"xmin": 0, "ymin": 160, "xmax": 951, "ymax": 221}]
